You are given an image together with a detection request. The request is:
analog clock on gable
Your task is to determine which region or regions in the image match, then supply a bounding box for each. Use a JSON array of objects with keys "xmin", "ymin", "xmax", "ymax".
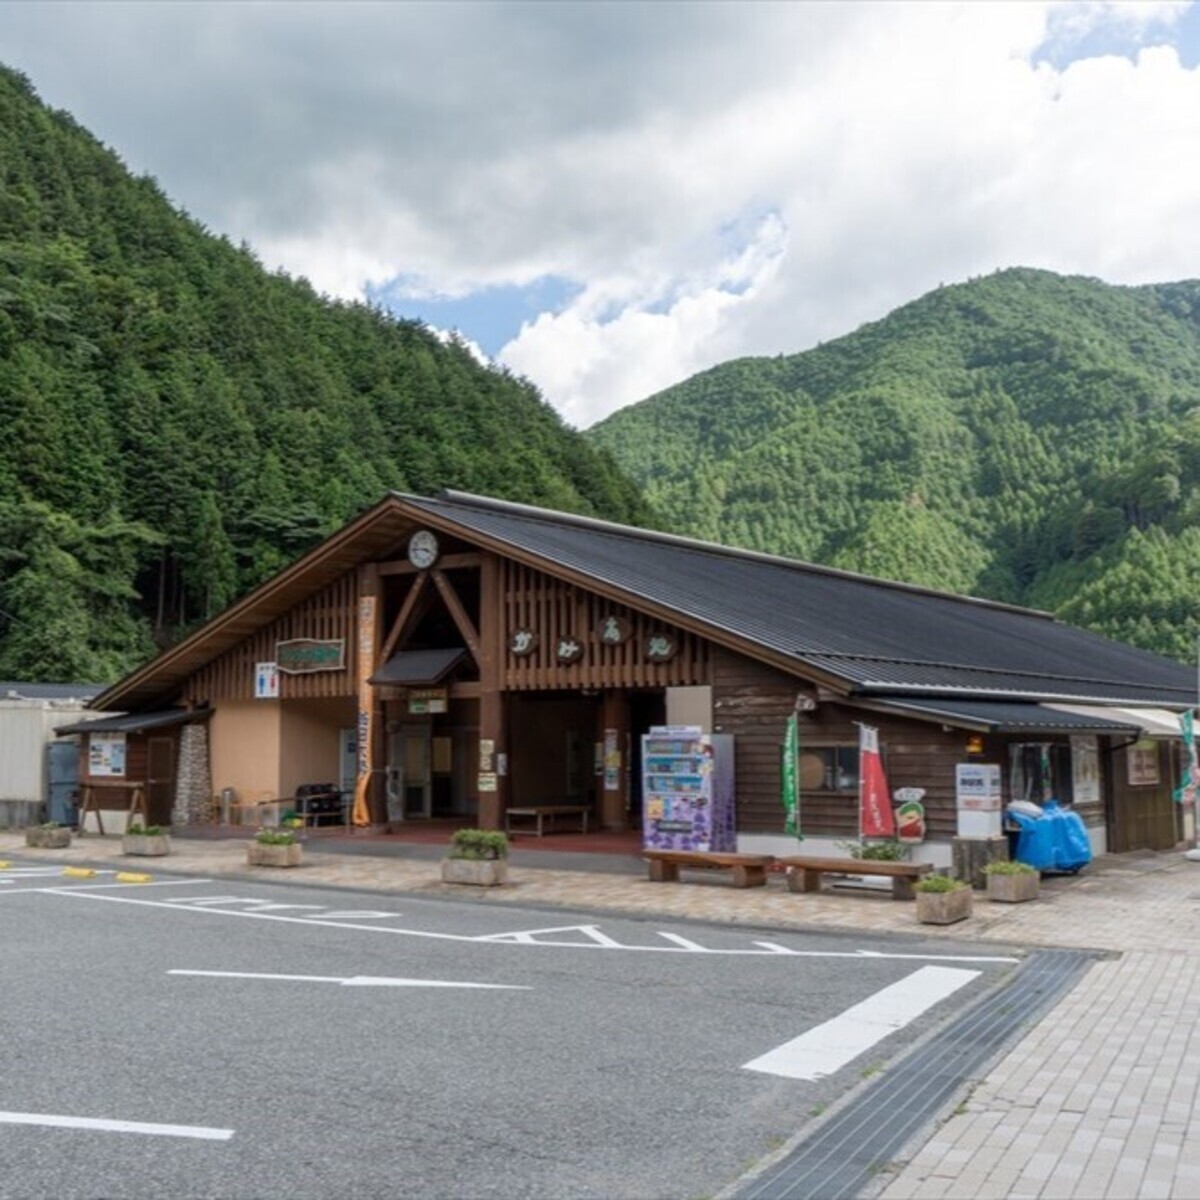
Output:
[{"xmin": 407, "ymin": 529, "xmax": 440, "ymax": 569}]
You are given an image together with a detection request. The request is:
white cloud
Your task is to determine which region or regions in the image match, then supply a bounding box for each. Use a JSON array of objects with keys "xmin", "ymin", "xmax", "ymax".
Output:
[{"xmin": 2, "ymin": 1, "xmax": 1199, "ymax": 426}]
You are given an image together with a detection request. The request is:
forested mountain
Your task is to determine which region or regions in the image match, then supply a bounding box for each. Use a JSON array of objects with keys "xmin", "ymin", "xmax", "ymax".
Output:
[
  {"xmin": 0, "ymin": 67, "xmax": 651, "ymax": 682},
  {"xmin": 589, "ymin": 269, "xmax": 1200, "ymax": 661}
]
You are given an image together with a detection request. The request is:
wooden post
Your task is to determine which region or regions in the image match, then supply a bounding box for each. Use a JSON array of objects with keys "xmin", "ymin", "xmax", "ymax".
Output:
[
  {"xmin": 600, "ymin": 690, "xmax": 630, "ymax": 830},
  {"xmin": 477, "ymin": 554, "xmax": 508, "ymax": 830},
  {"xmin": 356, "ymin": 563, "xmax": 387, "ymax": 826}
]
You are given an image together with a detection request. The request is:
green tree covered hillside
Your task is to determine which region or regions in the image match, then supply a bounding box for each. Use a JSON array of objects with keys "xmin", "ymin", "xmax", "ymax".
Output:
[
  {"xmin": 589, "ymin": 268, "xmax": 1200, "ymax": 661},
  {"xmin": 0, "ymin": 67, "xmax": 651, "ymax": 681}
]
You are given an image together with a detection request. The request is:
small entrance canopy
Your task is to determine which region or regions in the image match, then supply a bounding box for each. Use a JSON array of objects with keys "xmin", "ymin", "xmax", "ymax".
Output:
[
  {"xmin": 1043, "ymin": 704, "xmax": 1188, "ymax": 739},
  {"xmin": 369, "ymin": 648, "xmax": 468, "ymax": 688},
  {"xmin": 54, "ymin": 708, "xmax": 202, "ymax": 736}
]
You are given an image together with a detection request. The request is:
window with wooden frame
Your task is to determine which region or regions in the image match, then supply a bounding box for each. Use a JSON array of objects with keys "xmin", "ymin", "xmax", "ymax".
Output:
[
  {"xmin": 798, "ymin": 745, "xmax": 860, "ymax": 795},
  {"xmin": 1009, "ymin": 742, "xmax": 1074, "ymax": 806}
]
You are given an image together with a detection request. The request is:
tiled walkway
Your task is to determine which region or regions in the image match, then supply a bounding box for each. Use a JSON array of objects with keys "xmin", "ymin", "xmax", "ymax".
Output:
[{"xmin": 6, "ymin": 830, "xmax": 1200, "ymax": 1198}]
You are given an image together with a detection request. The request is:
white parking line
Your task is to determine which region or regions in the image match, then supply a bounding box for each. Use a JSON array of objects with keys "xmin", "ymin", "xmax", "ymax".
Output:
[
  {"xmin": 169, "ymin": 969, "xmax": 530, "ymax": 990},
  {"xmin": 742, "ymin": 965, "xmax": 980, "ymax": 1081},
  {"xmin": 48, "ymin": 888, "xmax": 1021, "ymax": 962},
  {"xmin": 0, "ymin": 1110, "xmax": 232, "ymax": 1140}
]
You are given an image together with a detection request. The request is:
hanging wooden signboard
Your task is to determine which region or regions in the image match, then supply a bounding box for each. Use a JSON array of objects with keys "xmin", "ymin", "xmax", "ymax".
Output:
[
  {"xmin": 644, "ymin": 633, "xmax": 678, "ymax": 662},
  {"xmin": 276, "ymin": 638, "xmax": 346, "ymax": 674},
  {"xmin": 596, "ymin": 615, "xmax": 632, "ymax": 646},
  {"xmin": 509, "ymin": 630, "xmax": 538, "ymax": 656}
]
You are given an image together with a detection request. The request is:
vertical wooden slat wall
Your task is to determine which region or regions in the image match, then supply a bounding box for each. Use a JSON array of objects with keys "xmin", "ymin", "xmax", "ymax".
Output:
[
  {"xmin": 498, "ymin": 560, "xmax": 708, "ymax": 690},
  {"xmin": 184, "ymin": 571, "xmax": 359, "ymax": 703}
]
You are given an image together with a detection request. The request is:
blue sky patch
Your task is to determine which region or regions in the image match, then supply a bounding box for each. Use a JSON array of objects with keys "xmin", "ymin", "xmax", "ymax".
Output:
[
  {"xmin": 369, "ymin": 274, "xmax": 583, "ymax": 357},
  {"xmin": 1035, "ymin": 3, "xmax": 1199, "ymax": 71}
]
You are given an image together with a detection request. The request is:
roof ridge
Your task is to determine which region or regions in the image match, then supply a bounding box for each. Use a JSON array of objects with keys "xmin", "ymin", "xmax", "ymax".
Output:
[{"xmin": 406, "ymin": 490, "xmax": 1056, "ymax": 622}]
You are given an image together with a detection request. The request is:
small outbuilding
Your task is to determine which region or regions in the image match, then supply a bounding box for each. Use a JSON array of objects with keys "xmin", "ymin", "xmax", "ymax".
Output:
[{"xmin": 0, "ymin": 681, "xmax": 105, "ymax": 828}]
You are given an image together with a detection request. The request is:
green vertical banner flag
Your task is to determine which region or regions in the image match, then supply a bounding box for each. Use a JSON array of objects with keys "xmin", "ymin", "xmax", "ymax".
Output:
[
  {"xmin": 1175, "ymin": 710, "xmax": 1199, "ymax": 806},
  {"xmin": 782, "ymin": 712, "xmax": 801, "ymax": 838}
]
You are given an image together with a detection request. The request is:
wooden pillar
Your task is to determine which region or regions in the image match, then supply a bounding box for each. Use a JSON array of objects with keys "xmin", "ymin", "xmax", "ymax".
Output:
[
  {"xmin": 477, "ymin": 554, "xmax": 508, "ymax": 830},
  {"xmin": 355, "ymin": 563, "xmax": 387, "ymax": 826},
  {"xmin": 600, "ymin": 690, "xmax": 631, "ymax": 830}
]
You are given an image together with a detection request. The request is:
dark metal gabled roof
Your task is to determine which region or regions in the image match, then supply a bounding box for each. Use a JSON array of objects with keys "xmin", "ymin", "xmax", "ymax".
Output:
[{"xmin": 403, "ymin": 491, "xmax": 1197, "ymax": 707}]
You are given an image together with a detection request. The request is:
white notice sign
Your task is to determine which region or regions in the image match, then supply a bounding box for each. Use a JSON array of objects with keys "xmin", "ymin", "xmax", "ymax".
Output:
[
  {"xmin": 955, "ymin": 763, "xmax": 1001, "ymax": 811},
  {"xmin": 255, "ymin": 662, "xmax": 279, "ymax": 700}
]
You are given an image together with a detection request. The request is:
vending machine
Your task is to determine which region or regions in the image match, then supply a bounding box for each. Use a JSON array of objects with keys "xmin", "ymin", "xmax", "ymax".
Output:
[{"xmin": 641, "ymin": 726, "xmax": 736, "ymax": 852}]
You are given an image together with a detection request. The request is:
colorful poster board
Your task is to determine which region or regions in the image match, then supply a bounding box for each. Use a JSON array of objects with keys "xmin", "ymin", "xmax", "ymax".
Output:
[{"xmin": 88, "ymin": 732, "xmax": 126, "ymax": 778}]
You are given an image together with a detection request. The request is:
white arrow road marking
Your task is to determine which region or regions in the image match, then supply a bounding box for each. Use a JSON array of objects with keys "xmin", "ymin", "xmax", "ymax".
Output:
[
  {"xmin": 0, "ymin": 1111, "xmax": 232, "ymax": 1140},
  {"xmin": 742, "ymin": 965, "xmax": 981, "ymax": 1081},
  {"xmin": 169, "ymin": 970, "xmax": 530, "ymax": 990}
]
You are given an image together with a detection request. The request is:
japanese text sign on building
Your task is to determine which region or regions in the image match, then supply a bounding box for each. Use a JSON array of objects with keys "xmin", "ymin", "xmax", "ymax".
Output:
[{"xmin": 955, "ymin": 763, "xmax": 1001, "ymax": 811}]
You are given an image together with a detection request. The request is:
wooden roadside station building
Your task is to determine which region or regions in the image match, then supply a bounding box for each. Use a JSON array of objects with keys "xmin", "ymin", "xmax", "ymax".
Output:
[{"xmin": 77, "ymin": 490, "xmax": 1196, "ymax": 866}]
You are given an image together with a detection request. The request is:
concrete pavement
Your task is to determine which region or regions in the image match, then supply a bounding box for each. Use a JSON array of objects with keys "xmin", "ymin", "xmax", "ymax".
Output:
[{"xmin": 5, "ymin": 828, "xmax": 1199, "ymax": 1198}]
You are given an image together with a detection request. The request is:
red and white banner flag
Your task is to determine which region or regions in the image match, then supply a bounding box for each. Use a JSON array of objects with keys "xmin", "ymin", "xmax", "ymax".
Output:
[{"xmin": 859, "ymin": 724, "xmax": 896, "ymax": 838}]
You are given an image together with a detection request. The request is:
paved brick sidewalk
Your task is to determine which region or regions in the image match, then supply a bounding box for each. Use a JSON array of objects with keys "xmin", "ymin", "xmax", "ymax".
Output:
[{"xmin": 5, "ymin": 831, "xmax": 1200, "ymax": 1197}]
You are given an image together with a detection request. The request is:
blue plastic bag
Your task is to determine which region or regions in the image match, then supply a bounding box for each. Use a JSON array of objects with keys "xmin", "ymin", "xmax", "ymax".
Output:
[
  {"xmin": 1008, "ymin": 801, "xmax": 1092, "ymax": 873},
  {"xmin": 1008, "ymin": 808, "xmax": 1057, "ymax": 871},
  {"xmin": 1044, "ymin": 799, "xmax": 1092, "ymax": 871}
]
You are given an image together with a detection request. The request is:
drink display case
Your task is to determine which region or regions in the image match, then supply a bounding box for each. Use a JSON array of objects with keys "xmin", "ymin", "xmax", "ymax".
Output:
[{"xmin": 641, "ymin": 727, "xmax": 735, "ymax": 851}]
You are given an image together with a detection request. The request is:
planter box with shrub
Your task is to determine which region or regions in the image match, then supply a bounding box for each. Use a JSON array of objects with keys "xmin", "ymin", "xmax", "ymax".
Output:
[
  {"xmin": 26, "ymin": 823, "xmax": 72, "ymax": 849},
  {"xmin": 247, "ymin": 828, "xmax": 302, "ymax": 868},
  {"xmin": 984, "ymin": 860, "xmax": 1040, "ymax": 903},
  {"xmin": 441, "ymin": 828, "xmax": 508, "ymax": 887},
  {"xmin": 914, "ymin": 874, "xmax": 973, "ymax": 924},
  {"xmin": 122, "ymin": 824, "xmax": 171, "ymax": 857}
]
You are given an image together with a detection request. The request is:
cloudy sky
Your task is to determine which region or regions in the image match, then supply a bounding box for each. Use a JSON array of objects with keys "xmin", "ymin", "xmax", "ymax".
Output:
[{"xmin": 3, "ymin": 1, "xmax": 1199, "ymax": 426}]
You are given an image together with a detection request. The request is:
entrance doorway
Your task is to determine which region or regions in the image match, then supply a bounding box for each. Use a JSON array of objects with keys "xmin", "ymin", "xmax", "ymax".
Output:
[
  {"xmin": 146, "ymin": 736, "xmax": 175, "ymax": 825},
  {"xmin": 386, "ymin": 725, "xmax": 432, "ymax": 821}
]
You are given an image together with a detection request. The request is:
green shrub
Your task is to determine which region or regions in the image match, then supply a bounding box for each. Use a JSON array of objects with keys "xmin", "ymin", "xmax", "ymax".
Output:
[
  {"xmin": 914, "ymin": 874, "xmax": 967, "ymax": 893},
  {"xmin": 255, "ymin": 828, "xmax": 297, "ymax": 846},
  {"xmin": 449, "ymin": 829, "xmax": 509, "ymax": 860},
  {"xmin": 839, "ymin": 838, "xmax": 908, "ymax": 861},
  {"xmin": 983, "ymin": 860, "xmax": 1037, "ymax": 876},
  {"xmin": 126, "ymin": 823, "xmax": 164, "ymax": 836}
]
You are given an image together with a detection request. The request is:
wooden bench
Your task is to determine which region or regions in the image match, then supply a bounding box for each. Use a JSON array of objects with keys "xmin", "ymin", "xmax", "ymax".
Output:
[
  {"xmin": 777, "ymin": 856, "xmax": 934, "ymax": 901},
  {"xmin": 505, "ymin": 805, "xmax": 591, "ymax": 836},
  {"xmin": 643, "ymin": 850, "xmax": 775, "ymax": 888}
]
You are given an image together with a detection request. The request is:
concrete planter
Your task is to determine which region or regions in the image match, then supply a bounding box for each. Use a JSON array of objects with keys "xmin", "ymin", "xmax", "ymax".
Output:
[
  {"xmin": 916, "ymin": 886, "xmax": 973, "ymax": 925},
  {"xmin": 25, "ymin": 826, "xmax": 72, "ymax": 849},
  {"xmin": 441, "ymin": 857, "xmax": 507, "ymax": 887},
  {"xmin": 122, "ymin": 833, "xmax": 171, "ymax": 857},
  {"xmin": 986, "ymin": 870, "xmax": 1040, "ymax": 903},
  {"xmin": 247, "ymin": 842, "xmax": 303, "ymax": 868}
]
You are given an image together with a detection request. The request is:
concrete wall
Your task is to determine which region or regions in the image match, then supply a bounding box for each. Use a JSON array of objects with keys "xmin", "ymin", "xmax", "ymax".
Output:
[
  {"xmin": 279, "ymin": 698, "xmax": 355, "ymax": 797},
  {"xmin": 0, "ymin": 703, "xmax": 54, "ymax": 801},
  {"xmin": 210, "ymin": 701, "xmax": 281, "ymax": 805}
]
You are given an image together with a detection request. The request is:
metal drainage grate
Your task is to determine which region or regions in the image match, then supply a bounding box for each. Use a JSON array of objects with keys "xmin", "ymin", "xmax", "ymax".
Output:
[{"xmin": 734, "ymin": 948, "xmax": 1098, "ymax": 1200}]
